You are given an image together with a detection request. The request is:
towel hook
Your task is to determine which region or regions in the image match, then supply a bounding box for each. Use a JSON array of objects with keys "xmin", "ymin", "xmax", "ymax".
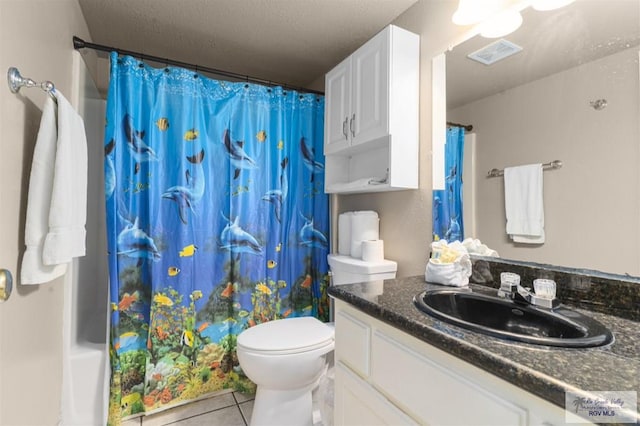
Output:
[{"xmin": 7, "ymin": 67, "xmax": 55, "ymax": 97}]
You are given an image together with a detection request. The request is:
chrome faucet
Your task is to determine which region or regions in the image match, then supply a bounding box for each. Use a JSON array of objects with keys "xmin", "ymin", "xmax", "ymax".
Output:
[{"xmin": 498, "ymin": 280, "xmax": 559, "ymax": 309}]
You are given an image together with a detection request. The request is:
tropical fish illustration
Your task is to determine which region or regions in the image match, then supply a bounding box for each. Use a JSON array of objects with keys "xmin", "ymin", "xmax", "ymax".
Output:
[
  {"xmin": 123, "ymin": 114, "xmax": 158, "ymax": 174},
  {"xmin": 282, "ymin": 308, "xmax": 292, "ymax": 318},
  {"xmin": 300, "ymin": 274, "xmax": 312, "ymax": 289},
  {"xmin": 232, "ymin": 302, "xmax": 242, "ymax": 309},
  {"xmin": 155, "ymin": 117, "xmax": 170, "ymax": 131},
  {"xmin": 197, "ymin": 322, "xmax": 210, "ymax": 333},
  {"xmin": 255, "ymin": 283, "xmax": 272, "ymax": 295},
  {"xmin": 121, "ymin": 392, "xmax": 142, "ymax": 408},
  {"xmin": 153, "ymin": 293, "xmax": 174, "ymax": 307},
  {"xmin": 162, "ymin": 149, "xmax": 206, "ymax": 224},
  {"xmin": 104, "ymin": 138, "xmax": 116, "ymax": 199},
  {"xmin": 110, "ymin": 302, "xmax": 118, "ymax": 312},
  {"xmin": 184, "ymin": 129, "xmax": 199, "ymax": 141},
  {"xmin": 116, "ymin": 217, "xmax": 161, "ymax": 261},
  {"xmin": 223, "ymin": 129, "xmax": 258, "ymax": 180},
  {"xmin": 118, "ymin": 291, "xmax": 140, "ymax": 311},
  {"xmin": 300, "ymin": 137, "xmax": 324, "ymax": 182},
  {"xmin": 298, "ymin": 213, "xmax": 328, "ymax": 249},
  {"xmin": 179, "ymin": 244, "xmax": 198, "ymax": 257},
  {"xmin": 276, "ymin": 243, "xmax": 282, "ymax": 252},
  {"xmin": 277, "ymin": 140, "xmax": 284, "ymax": 150},
  {"xmin": 256, "ymin": 130, "xmax": 267, "ymax": 142},
  {"xmin": 262, "ymin": 157, "xmax": 289, "ymax": 222},
  {"xmin": 219, "ymin": 213, "xmax": 263, "ymax": 255},
  {"xmin": 220, "ymin": 282, "xmax": 236, "ymax": 298},
  {"xmin": 168, "ymin": 266, "xmax": 180, "ymax": 277},
  {"xmin": 117, "ymin": 331, "xmax": 141, "ymax": 352},
  {"xmin": 181, "ymin": 330, "xmax": 195, "ymax": 347},
  {"xmin": 191, "ymin": 290, "xmax": 203, "ymax": 301},
  {"xmin": 267, "ymin": 260, "xmax": 277, "ymax": 269},
  {"xmin": 155, "ymin": 326, "xmax": 169, "ymax": 340},
  {"xmin": 238, "ymin": 310, "xmax": 249, "ymax": 318}
]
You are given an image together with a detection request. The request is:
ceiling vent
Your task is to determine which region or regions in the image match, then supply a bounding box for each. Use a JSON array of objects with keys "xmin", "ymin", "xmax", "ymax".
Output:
[{"xmin": 467, "ymin": 39, "xmax": 523, "ymax": 65}]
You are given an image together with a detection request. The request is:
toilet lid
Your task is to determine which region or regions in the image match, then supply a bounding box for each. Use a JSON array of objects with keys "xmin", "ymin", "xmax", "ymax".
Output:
[{"xmin": 237, "ymin": 317, "xmax": 334, "ymax": 353}]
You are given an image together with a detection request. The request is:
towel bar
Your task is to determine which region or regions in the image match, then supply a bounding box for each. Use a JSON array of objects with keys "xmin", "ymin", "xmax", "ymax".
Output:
[
  {"xmin": 7, "ymin": 67, "xmax": 56, "ymax": 101},
  {"xmin": 487, "ymin": 160, "xmax": 562, "ymax": 178}
]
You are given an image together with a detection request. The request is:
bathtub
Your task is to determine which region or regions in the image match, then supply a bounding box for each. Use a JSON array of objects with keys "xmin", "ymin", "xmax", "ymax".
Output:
[{"xmin": 60, "ymin": 53, "xmax": 110, "ymax": 425}]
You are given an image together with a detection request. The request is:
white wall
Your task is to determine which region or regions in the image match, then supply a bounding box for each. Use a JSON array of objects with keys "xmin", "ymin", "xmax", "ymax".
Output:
[
  {"xmin": 0, "ymin": 1, "xmax": 94, "ymax": 424},
  {"xmin": 450, "ymin": 47, "xmax": 640, "ymax": 275}
]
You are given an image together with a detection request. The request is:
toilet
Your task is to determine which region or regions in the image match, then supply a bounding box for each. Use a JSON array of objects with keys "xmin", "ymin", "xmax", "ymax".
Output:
[
  {"xmin": 237, "ymin": 317, "xmax": 334, "ymax": 426},
  {"xmin": 236, "ymin": 255, "xmax": 397, "ymax": 426}
]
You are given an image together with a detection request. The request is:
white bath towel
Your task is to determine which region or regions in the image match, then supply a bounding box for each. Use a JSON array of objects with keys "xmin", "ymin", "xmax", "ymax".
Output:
[
  {"xmin": 504, "ymin": 164, "xmax": 545, "ymax": 244},
  {"xmin": 21, "ymin": 92, "xmax": 88, "ymax": 284}
]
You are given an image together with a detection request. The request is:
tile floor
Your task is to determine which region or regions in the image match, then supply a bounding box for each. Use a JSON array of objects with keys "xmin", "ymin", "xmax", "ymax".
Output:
[{"xmin": 121, "ymin": 390, "xmax": 255, "ymax": 426}]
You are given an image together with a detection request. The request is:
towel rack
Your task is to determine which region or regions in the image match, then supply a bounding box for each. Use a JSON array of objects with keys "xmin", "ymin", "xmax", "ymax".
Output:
[
  {"xmin": 7, "ymin": 67, "xmax": 56, "ymax": 101},
  {"xmin": 487, "ymin": 160, "xmax": 562, "ymax": 178}
]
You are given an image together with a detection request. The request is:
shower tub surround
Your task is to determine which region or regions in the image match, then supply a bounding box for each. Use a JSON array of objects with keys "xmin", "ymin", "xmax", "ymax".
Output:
[{"xmin": 328, "ymin": 256, "xmax": 640, "ymax": 423}]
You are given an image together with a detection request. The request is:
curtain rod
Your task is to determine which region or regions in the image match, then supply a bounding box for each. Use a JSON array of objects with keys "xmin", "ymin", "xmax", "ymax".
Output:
[
  {"xmin": 446, "ymin": 121, "xmax": 473, "ymax": 132},
  {"xmin": 72, "ymin": 36, "xmax": 324, "ymax": 96}
]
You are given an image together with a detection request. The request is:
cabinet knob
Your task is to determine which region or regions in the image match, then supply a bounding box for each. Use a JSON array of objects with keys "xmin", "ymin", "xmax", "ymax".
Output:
[{"xmin": 350, "ymin": 113, "xmax": 355, "ymax": 137}]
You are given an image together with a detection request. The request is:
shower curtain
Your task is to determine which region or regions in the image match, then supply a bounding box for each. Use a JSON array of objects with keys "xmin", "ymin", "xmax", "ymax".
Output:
[
  {"xmin": 104, "ymin": 53, "xmax": 329, "ymax": 423},
  {"xmin": 433, "ymin": 126, "xmax": 464, "ymax": 242}
]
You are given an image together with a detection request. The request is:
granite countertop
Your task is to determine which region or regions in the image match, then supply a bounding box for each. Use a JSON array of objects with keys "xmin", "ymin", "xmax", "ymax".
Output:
[{"xmin": 328, "ymin": 276, "xmax": 640, "ymax": 423}]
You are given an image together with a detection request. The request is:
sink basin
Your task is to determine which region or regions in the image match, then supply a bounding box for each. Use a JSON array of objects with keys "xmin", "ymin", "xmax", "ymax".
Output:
[{"xmin": 413, "ymin": 288, "xmax": 614, "ymax": 348}]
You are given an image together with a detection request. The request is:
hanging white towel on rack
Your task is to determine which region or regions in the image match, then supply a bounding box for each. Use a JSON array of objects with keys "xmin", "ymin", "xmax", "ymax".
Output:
[
  {"xmin": 21, "ymin": 92, "xmax": 88, "ymax": 284},
  {"xmin": 504, "ymin": 163, "xmax": 545, "ymax": 244}
]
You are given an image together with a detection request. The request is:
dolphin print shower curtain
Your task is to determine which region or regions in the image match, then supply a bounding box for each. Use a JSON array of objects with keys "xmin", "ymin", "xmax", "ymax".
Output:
[
  {"xmin": 104, "ymin": 53, "xmax": 329, "ymax": 422},
  {"xmin": 433, "ymin": 126, "xmax": 464, "ymax": 242}
]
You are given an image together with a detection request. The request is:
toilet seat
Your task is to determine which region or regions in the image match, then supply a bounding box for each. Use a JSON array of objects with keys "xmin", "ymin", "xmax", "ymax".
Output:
[{"xmin": 237, "ymin": 317, "xmax": 334, "ymax": 355}]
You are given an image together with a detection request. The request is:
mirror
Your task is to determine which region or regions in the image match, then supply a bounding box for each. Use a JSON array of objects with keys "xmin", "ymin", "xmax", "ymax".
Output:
[{"xmin": 444, "ymin": 0, "xmax": 640, "ymax": 277}]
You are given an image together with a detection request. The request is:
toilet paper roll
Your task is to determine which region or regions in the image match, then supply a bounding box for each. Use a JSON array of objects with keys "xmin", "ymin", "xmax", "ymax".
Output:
[
  {"xmin": 362, "ymin": 240, "xmax": 385, "ymax": 262},
  {"xmin": 338, "ymin": 212, "xmax": 353, "ymax": 255},
  {"xmin": 350, "ymin": 211, "xmax": 379, "ymax": 258}
]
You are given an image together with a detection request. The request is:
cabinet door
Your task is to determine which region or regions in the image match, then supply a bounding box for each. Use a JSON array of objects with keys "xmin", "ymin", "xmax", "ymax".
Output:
[
  {"xmin": 335, "ymin": 362, "xmax": 418, "ymax": 426},
  {"xmin": 324, "ymin": 57, "xmax": 351, "ymax": 154},
  {"xmin": 350, "ymin": 27, "xmax": 389, "ymax": 147}
]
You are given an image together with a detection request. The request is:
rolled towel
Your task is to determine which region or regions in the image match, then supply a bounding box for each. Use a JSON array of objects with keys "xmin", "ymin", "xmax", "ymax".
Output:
[{"xmin": 350, "ymin": 211, "xmax": 379, "ymax": 259}]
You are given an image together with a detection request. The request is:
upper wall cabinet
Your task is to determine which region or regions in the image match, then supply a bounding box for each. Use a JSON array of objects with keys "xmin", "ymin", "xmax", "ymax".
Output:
[{"xmin": 324, "ymin": 25, "xmax": 419, "ymax": 194}]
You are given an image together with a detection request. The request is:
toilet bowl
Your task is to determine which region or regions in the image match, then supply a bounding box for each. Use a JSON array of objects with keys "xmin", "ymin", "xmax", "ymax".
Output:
[{"xmin": 237, "ymin": 317, "xmax": 334, "ymax": 426}]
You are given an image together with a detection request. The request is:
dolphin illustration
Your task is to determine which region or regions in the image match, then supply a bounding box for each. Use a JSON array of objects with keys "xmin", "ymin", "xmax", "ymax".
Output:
[
  {"xmin": 123, "ymin": 114, "xmax": 158, "ymax": 174},
  {"xmin": 104, "ymin": 138, "xmax": 116, "ymax": 199},
  {"xmin": 444, "ymin": 216, "xmax": 462, "ymax": 242},
  {"xmin": 219, "ymin": 213, "xmax": 263, "ymax": 255},
  {"xmin": 117, "ymin": 217, "xmax": 161, "ymax": 261},
  {"xmin": 162, "ymin": 149, "xmax": 205, "ymax": 225},
  {"xmin": 262, "ymin": 157, "xmax": 289, "ymax": 222},
  {"xmin": 298, "ymin": 212, "xmax": 328, "ymax": 249},
  {"xmin": 300, "ymin": 137, "xmax": 324, "ymax": 182},
  {"xmin": 223, "ymin": 129, "xmax": 257, "ymax": 180}
]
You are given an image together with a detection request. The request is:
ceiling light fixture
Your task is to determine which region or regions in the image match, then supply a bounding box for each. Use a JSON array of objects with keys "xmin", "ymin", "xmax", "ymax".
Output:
[
  {"xmin": 479, "ymin": 9, "xmax": 523, "ymax": 38},
  {"xmin": 452, "ymin": 0, "xmax": 503, "ymax": 25},
  {"xmin": 530, "ymin": 0, "xmax": 575, "ymax": 11}
]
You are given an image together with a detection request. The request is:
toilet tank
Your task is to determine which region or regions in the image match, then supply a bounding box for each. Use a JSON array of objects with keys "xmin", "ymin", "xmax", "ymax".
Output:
[{"xmin": 327, "ymin": 254, "xmax": 398, "ymax": 285}]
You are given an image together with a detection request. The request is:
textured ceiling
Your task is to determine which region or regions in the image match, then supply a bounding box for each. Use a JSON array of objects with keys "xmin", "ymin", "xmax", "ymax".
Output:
[
  {"xmin": 78, "ymin": 0, "xmax": 418, "ymax": 90},
  {"xmin": 447, "ymin": 0, "xmax": 640, "ymax": 109}
]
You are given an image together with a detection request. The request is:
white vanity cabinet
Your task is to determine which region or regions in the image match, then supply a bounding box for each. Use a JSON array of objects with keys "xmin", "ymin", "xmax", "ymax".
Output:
[
  {"xmin": 334, "ymin": 300, "xmax": 576, "ymax": 426},
  {"xmin": 323, "ymin": 25, "xmax": 419, "ymax": 194}
]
